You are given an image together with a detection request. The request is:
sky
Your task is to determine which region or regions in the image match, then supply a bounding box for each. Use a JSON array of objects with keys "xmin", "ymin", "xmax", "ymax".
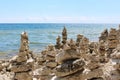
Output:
[{"xmin": 0, "ymin": 0, "xmax": 120, "ymax": 23}]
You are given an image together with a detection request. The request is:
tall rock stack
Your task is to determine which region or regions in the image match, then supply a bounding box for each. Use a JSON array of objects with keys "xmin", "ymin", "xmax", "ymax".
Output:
[
  {"xmin": 107, "ymin": 28, "xmax": 119, "ymax": 57},
  {"xmin": 98, "ymin": 41, "xmax": 106, "ymax": 56},
  {"xmin": 54, "ymin": 39, "xmax": 85, "ymax": 80},
  {"xmin": 62, "ymin": 27, "xmax": 67, "ymax": 45},
  {"xmin": 68, "ymin": 39, "xmax": 77, "ymax": 50},
  {"xmin": 36, "ymin": 44, "xmax": 57, "ymax": 80},
  {"xmin": 89, "ymin": 42, "xmax": 98, "ymax": 54},
  {"xmin": 79, "ymin": 37, "xmax": 89, "ymax": 54},
  {"xmin": 110, "ymin": 45, "xmax": 120, "ymax": 80},
  {"xmin": 19, "ymin": 32, "xmax": 29, "ymax": 52},
  {"xmin": 55, "ymin": 36, "xmax": 61, "ymax": 49},
  {"xmin": 76, "ymin": 34, "xmax": 83, "ymax": 47},
  {"xmin": 97, "ymin": 41, "xmax": 109, "ymax": 63},
  {"xmin": 10, "ymin": 32, "xmax": 34, "ymax": 80},
  {"xmin": 99, "ymin": 29, "xmax": 108, "ymax": 42},
  {"xmin": 98, "ymin": 29, "xmax": 108, "ymax": 60}
]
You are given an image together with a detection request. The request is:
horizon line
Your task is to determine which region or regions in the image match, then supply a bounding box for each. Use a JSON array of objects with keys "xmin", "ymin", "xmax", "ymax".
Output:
[{"xmin": 0, "ymin": 22, "xmax": 119, "ymax": 24}]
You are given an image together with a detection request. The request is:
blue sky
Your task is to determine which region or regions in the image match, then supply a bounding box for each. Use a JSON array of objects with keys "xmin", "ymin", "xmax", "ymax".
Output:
[{"xmin": 0, "ymin": 0, "xmax": 120, "ymax": 23}]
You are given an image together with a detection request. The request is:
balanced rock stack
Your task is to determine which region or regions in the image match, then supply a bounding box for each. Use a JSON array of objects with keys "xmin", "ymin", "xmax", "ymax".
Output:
[
  {"xmin": 110, "ymin": 44, "xmax": 120, "ymax": 80},
  {"xmin": 53, "ymin": 28, "xmax": 85, "ymax": 80},
  {"xmin": 35, "ymin": 44, "xmax": 57, "ymax": 80},
  {"xmin": 98, "ymin": 41, "xmax": 109, "ymax": 63},
  {"xmin": 89, "ymin": 42, "xmax": 98, "ymax": 54},
  {"xmin": 79, "ymin": 37, "xmax": 89, "ymax": 54},
  {"xmin": 83, "ymin": 54, "xmax": 105, "ymax": 80},
  {"xmin": 76, "ymin": 34, "xmax": 83, "ymax": 47},
  {"xmin": 99, "ymin": 29, "xmax": 108, "ymax": 42},
  {"xmin": 52, "ymin": 26, "xmax": 120, "ymax": 80},
  {"xmin": 55, "ymin": 36, "xmax": 61, "ymax": 49},
  {"xmin": 62, "ymin": 27, "xmax": 67, "ymax": 45},
  {"xmin": 9, "ymin": 32, "xmax": 34, "ymax": 80},
  {"xmin": 107, "ymin": 28, "xmax": 119, "ymax": 56}
]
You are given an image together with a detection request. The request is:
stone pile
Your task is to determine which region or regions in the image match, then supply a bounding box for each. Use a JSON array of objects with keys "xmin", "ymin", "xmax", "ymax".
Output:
[
  {"xmin": 1, "ymin": 25, "xmax": 120, "ymax": 80},
  {"xmin": 107, "ymin": 28, "xmax": 119, "ymax": 57},
  {"xmin": 9, "ymin": 32, "xmax": 34, "ymax": 80},
  {"xmin": 79, "ymin": 37, "xmax": 89, "ymax": 54},
  {"xmin": 34, "ymin": 44, "xmax": 58, "ymax": 80},
  {"xmin": 76, "ymin": 34, "xmax": 83, "ymax": 47},
  {"xmin": 54, "ymin": 39, "xmax": 85, "ymax": 79},
  {"xmin": 0, "ymin": 59, "xmax": 14, "ymax": 80},
  {"xmin": 62, "ymin": 27, "xmax": 67, "ymax": 45},
  {"xmin": 98, "ymin": 41, "xmax": 109, "ymax": 63},
  {"xmin": 99, "ymin": 29, "xmax": 108, "ymax": 42},
  {"xmin": 110, "ymin": 44, "xmax": 120, "ymax": 80},
  {"xmin": 83, "ymin": 54, "xmax": 105, "ymax": 80},
  {"xmin": 55, "ymin": 36, "xmax": 61, "ymax": 49},
  {"xmin": 52, "ymin": 26, "xmax": 120, "ymax": 80}
]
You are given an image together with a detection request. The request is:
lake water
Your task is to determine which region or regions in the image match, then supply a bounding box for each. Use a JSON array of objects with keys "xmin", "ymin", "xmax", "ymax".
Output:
[{"xmin": 0, "ymin": 23, "xmax": 118, "ymax": 58}]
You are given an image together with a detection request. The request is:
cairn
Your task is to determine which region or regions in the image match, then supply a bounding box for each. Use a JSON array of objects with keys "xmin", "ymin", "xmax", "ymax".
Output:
[
  {"xmin": 89, "ymin": 42, "xmax": 98, "ymax": 54},
  {"xmin": 82, "ymin": 54, "xmax": 105, "ymax": 80},
  {"xmin": 55, "ymin": 36, "xmax": 61, "ymax": 49},
  {"xmin": 110, "ymin": 44, "xmax": 120, "ymax": 80},
  {"xmin": 107, "ymin": 28, "xmax": 119, "ymax": 57},
  {"xmin": 62, "ymin": 27, "xmax": 67, "ymax": 45},
  {"xmin": 76, "ymin": 34, "xmax": 83, "ymax": 47},
  {"xmin": 34, "ymin": 44, "xmax": 57, "ymax": 80},
  {"xmin": 53, "ymin": 36, "xmax": 85, "ymax": 80},
  {"xmin": 55, "ymin": 39, "xmax": 85, "ymax": 80},
  {"xmin": 98, "ymin": 41, "xmax": 109, "ymax": 63},
  {"xmin": 99, "ymin": 29, "xmax": 108, "ymax": 42},
  {"xmin": 79, "ymin": 37, "xmax": 89, "ymax": 54},
  {"xmin": 9, "ymin": 32, "xmax": 34, "ymax": 80}
]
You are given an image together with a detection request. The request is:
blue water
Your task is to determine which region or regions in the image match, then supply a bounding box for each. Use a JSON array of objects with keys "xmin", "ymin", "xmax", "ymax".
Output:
[{"xmin": 0, "ymin": 23, "xmax": 119, "ymax": 58}]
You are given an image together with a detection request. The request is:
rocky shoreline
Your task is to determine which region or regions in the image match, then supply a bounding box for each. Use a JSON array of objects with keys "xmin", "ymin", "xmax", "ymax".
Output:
[{"xmin": 0, "ymin": 26, "xmax": 120, "ymax": 80}]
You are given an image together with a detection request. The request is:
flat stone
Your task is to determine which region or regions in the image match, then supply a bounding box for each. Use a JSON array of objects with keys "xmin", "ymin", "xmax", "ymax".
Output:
[
  {"xmin": 15, "ymin": 72, "xmax": 32, "ymax": 80},
  {"xmin": 55, "ymin": 59, "xmax": 85, "ymax": 77},
  {"xmin": 85, "ymin": 62, "xmax": 100, "ymax": 70},
  {"xmin": 11, "ymin": 64, "xmax": 32, "ymax": 73},
  {"xmin": 56, "ymin": 50, "xmax": 80, "ymax": 64},
  {"xmin": 45, "ymin": 61, "xmax": 57, "ymax": 68},
  {"xmin": 45, "ymin": 54, "xmax": 55, "ymax": 61},
  {"xmin": 47, "ymin": 51, "xmax": 56, "ymax": 57}
]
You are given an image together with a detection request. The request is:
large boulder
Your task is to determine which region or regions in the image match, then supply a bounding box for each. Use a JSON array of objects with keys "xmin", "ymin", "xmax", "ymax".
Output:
[
  {"xmin": 55, "ymin": 59, "xmax": 85, "ymax": 77},
  {"xmin": 56, "ymin": 50, "xmax": 80, "ymax": 64}
]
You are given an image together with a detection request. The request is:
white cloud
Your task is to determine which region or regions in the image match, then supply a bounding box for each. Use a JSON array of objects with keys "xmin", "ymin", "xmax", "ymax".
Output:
[{"xmin": 0, "ymin": 16, "xmax": 120, "ymax": 23}]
